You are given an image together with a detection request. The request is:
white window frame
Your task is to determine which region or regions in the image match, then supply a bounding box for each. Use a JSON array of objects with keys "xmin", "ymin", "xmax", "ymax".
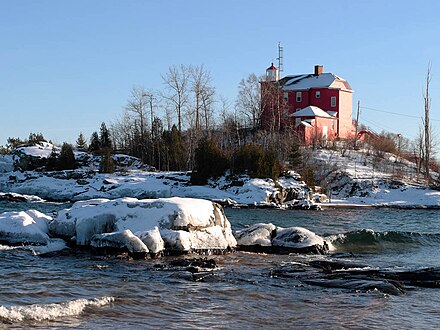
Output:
[
  {"xmin": 296, "ymin": 92, "xmax": 302, "ymax": 102},
  {"xmin": 283, "ymin": 92, "xmax": 289, "ymax": 102},
  {"xmin": 316, "ymin": 91, "xmax": 321, "ymax": 99},
  {"xmin": 331, "ymin": 96, "xmax": 337, "ymax": 107}
]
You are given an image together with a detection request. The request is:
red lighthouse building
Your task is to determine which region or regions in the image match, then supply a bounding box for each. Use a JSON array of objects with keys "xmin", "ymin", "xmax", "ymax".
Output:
[{"xmin": 261, "ymin": 64, "xmax": 354, "ymax": 144}]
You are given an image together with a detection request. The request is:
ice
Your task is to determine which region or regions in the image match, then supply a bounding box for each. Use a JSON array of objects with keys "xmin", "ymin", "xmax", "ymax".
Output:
[
  {"xmin": 91, "ymin": 230, "xmax": 149, "ymax": 254},
  {"xmin": 235, "ymin": 223, "xmax": 276, "ymax": 246},
  {"xmin": 0, "ymin": 210, "xmax": 51, "ymax": 245}
]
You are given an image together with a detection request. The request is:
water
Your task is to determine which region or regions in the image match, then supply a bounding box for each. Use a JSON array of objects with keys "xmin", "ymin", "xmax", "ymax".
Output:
[{"xmin": 1, "ymin": 204, "xmax": 440, "ymax": 328}]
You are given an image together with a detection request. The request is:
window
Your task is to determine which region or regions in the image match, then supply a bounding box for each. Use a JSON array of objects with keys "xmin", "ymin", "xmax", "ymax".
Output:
[
  {"xmin": 331, "ymin": 96, "xmax": 337, "ymax": 107},
  {"xmin": 296, "ymin": 92, "xmax": 302, "ymax": 102},
  {"xmin": 331, "ymin": 120, "xmax": 335, "ymax": 130},
  {"xmin": 283, "ymin": 92, "xmax": 289, "ymax": 102},
  {"xmin": 316, "ymin": 91, "xmax": 321, "ymax": 98}
]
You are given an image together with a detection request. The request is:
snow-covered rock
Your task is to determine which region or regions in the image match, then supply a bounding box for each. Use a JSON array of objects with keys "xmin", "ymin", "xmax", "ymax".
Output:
[
  {"xmin": 91, "ymin": 230, "xmax": 149, "ymax": 254},
  {"xmin": 0, "ymin": 210, "xmax": 51, "ymax": 245},
  {"xmin": 235, "ymin": 223, "xmax": 328, "ymax": 254},
  {"xmin": 0, "ymin": 155, "xmax": 15, "ymax": 173},
  {"xmin": 235, "ymin": 223, "xmax": 276, "ymax": 247},
  {"xmin": 49, "ymin": 197, "xmax": 237, "ymax": 254},
  {"xmin": 272, "ymin": 227, "xmax": 326, "ymax": 252},
  {"xmin": 137, "ymin": 227, "xmax": 164, "ymax": 254}
]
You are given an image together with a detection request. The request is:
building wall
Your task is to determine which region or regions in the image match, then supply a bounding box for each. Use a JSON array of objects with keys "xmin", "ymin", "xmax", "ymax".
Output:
[{"xmin": 337, "ymin": 90, "xmax": 354, "ymax": 138}]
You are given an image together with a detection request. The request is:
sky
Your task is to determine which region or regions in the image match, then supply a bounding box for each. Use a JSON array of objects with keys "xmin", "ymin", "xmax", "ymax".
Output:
[{"xmin": 1, "ymin": 0, "xmax": 440, "ymax": 146}]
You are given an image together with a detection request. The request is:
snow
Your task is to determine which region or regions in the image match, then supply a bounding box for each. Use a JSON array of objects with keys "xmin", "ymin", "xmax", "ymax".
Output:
[
  {"xmin": 0, "ymin": 210, "xmax": 51, "ymax": 245},
  {"xmin": 91, "ymin": 230, "xmax": 149, "ymax": 253},
  {"xmin": 0, "ymin": 154, "xmax": 15, "ymax": 173},
  {"xmin": 310, "ymin": 148, "xmax": 440, "ymax": 208},
  {"xmin": 272, "ymin": 227, "xmax": 325, "ymax": 249},
  {"xmin": 50, "ymin": 197, "xmax": 237, "ymax": 253},
  {"xmin": 16, "ymin": 142, "xmax": 59, "ymax": 159},
  {"xmin": 291, "ymin": 106, "xmax": 334, "ymax": 118},
  {"xmin": 0, "ymin": 168, "xmax": 306, "ymax": 206},
  {"xmin": 234, "ymin": 223, "xmax": 276, "ymax": 246},
  {"xmin": 235, "ymin": 223, "xmax": 326, "ymax": 251},
  {"xmin": 282, "ymin": 73, "xmax": 345, "ymax": 91},
  {"xmin": 136, "ymin": 227, "xmax": 164, "ymax": 254}
]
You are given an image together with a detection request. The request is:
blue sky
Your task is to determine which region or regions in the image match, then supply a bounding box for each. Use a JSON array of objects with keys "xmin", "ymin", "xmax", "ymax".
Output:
[{"xmin": 1, "ymin": 0, "xmax": 439, "ymax": 146}]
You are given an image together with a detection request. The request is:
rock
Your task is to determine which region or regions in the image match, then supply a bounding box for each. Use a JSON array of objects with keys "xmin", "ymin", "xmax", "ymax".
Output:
[
  {"xmin": 235, "ymin": 223, "xmax": 328, "ymax": 254},
  {"xmin": 137, "ymin": 227, "xmax": 164, "ymax": 255},
  {"xmin": 50, "ymin": 197, "xmax": 236, "ymax": 255},
  {"xmin": 90, "ymin": 229, "xmax": 149, "ymax": 256},
  {"xmin": 272, "ymin": 227, "xmax": 328, "ymax": 254},
  {"xmin": 234, "ymin": 223, "xmax": 276, "ymax": 248},
  {"xmin": 0, "ymin": 210, "xmax": 51, "ymax": 245}
]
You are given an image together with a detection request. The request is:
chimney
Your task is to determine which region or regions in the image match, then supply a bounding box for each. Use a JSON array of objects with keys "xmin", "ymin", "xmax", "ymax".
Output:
[{"xmin": 314, "ymin": 65, "xmax": 323, "ymax": 76}]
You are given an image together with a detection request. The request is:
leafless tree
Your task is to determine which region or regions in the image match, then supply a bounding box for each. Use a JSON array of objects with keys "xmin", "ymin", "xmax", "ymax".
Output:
[
  {"xmin": 236, "ymin": 73, "xmax": 262, "ymax": 130},
  {"xmin": 423, "ymin": 65, "xmax": 432, "ymax": 183},
  {"xmin": 190, "ymin": 64, "xmax": 213, "ymax": 132},
  {"xmin": 161, "ymin": 65, "xmax": 190, "ymax": 132}
]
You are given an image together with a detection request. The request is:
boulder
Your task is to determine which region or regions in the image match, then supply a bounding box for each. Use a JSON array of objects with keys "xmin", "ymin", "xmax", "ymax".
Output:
[
  {"xmin": 235, "ymin": 223, "xmax": 328, "ymax": 254},
  {"xmin": 90, "ymin": 229, "xmax": 149, "ymax": 255},
  {"xmin": 49, "ymin": 197, "xmax": 237, "ymax": 255},
  {"xmin": 0, "ymin": 210, "xmax": 51, "ymax": 245},
  {"xmin": 137, "ymin": 227, "xmax": 165, "ymax": 254}
]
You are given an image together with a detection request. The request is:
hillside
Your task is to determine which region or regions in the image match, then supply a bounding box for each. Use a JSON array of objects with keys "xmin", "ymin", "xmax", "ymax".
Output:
[{"xmin": 308, "ymin": 147, "xmax": 440, "ymax": 207}]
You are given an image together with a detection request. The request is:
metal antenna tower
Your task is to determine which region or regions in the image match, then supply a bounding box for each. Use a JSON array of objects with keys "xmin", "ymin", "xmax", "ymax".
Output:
[{"xmin": 277, "ymin": 42, "xmax": 284, "ymax": 73}]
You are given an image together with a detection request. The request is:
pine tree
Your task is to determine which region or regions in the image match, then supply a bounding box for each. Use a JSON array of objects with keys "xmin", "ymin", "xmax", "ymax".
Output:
[
  {"xmin": 47, "ymin": 146, "xmax": 59, "ymax": 170},
  {"xmin": 76, "ymin": 132, "xmax": 87, "ymax": 150},
  {"xmin": 58, "ymin": 143, "xmax": 76, "ymax": 170},
  {"xmin": 99, "ymin": 122, "xmax": 112, "ymax": 150},
  {"xmin": 89, "ymin": 131, "xmax": 101, "ymax": 153}
]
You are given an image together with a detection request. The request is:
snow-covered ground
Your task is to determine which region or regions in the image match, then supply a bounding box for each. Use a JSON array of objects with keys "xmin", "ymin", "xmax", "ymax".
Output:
[
  {"xmin": 2, "ymin": 141, "xmax": 440, "ymax": 208},
  {"xmin": 0, "ymin": 142, "xmax": 307, "ymax": 205},
  {"xmin": 311, "ymin": 148, "xmax": 440, "ymax": 207}
]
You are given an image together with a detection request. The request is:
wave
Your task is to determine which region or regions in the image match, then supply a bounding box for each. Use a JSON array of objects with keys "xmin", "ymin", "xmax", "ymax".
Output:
[
  {"xmin": 326, "ymin": 229, "xmax": 440, "ymax": 252},
  {"xmin": 0, "ymin": 296, "xmax": 114, "ymax": 323}
]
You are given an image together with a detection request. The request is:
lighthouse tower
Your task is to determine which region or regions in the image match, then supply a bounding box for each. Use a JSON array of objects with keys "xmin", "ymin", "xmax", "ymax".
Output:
[{"xmin": 266, "ymin": 63, "xmax": 279, "ymax": 82}]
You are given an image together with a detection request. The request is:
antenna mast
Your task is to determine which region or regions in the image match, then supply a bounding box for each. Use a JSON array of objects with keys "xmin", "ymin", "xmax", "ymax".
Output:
[{"xmin": 277, "ymin": 42, "xmax": 284, "ymax": 73}]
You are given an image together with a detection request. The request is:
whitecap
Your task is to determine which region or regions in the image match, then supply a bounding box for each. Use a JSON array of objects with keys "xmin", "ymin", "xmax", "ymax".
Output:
[{"xmin": 0, "ymin": 296, "xmax": 114, "ymax": 322}]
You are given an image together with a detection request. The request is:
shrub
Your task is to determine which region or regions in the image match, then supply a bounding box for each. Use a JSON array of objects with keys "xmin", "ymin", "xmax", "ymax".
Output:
[
  {"xmin": 58, "ymin": 143, "xmax": 76, "ymax": 170},
  {"xmin": 191, "ymin": 137, "xmax": 229, "ymax": 185},
  {"xmin": 233, "ymin": 144, "xmax": 280, "ymax": 180}
]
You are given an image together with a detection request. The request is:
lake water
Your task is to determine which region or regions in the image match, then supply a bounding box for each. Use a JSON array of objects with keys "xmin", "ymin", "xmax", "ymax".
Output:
[{"xmin": 1, "ymin": 202, "xmax": 440, "ymax": 329}]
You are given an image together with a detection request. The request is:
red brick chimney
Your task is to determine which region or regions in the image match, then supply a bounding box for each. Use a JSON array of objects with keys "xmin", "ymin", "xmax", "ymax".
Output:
[{"xmin": 314, "ymin": 65, "xmax": 323, "ymax": 76}]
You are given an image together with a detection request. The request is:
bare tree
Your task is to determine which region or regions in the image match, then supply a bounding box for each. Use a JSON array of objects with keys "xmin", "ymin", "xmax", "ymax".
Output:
[
  {"xmin": 162, "ymin": 65, "xmax": 190, "ymax": 132},
  {"xmin": 423, "ymin": 65, "xmax": 432, "ymax": 183},
  {"xmin": 236, "ymin": 73, "xmax": 262, "ymax": 130},
  {"xmin": 124, "ymin": 86, "xmax": 152, "ymax": 162},
  {"xmin": 190, "ymin": 64, "xmax": 213, "ymax": 133}
]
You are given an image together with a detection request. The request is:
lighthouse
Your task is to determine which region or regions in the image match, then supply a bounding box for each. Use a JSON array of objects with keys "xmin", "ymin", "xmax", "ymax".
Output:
[{"xmin": 266, "ymin": 63, "xmax": 279, "ymax": 82}]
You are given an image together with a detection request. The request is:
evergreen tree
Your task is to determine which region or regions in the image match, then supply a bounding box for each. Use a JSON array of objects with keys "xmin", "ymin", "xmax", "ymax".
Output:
[
  {"xmin": 191, "ymin": 137, "xmax": 229, "ymax": 185},
  {"xmin": 76, "ymin": 132, "xmax": 88, "ymax": 150},
  {"xmin": 162, "ymin": 125, "xmax": 184, "ymax": 171},
  {"xmin": 89, "ymin": 131, "xmax": 101, "ymax": 153},
  {"xmin": 47, "ymin": 146, "xmax": 59, "ymax": 170},
  {"xmin": 58, "ymin": 143, "xmax": 76, "ymax": 170},
  {"xmin": 99, "ymin": 149, "xmax": 115, "ymax": 173},
  {"xmin": 99, "ymin": 122, "xmax": 112, "ymax": 150}
]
